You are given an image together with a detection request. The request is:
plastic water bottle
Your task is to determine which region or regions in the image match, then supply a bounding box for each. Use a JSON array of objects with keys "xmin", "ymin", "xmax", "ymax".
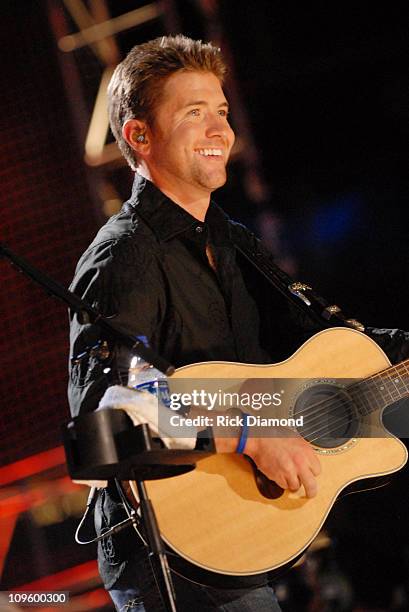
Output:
[{"xmin": 128, "ymin": 336, "xmax": 171, "ymax": 408}]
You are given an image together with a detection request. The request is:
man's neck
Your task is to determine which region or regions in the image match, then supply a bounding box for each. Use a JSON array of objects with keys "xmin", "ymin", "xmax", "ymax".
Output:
[
  {"xmin": 137, "ymin": 170, "xmax": 211, "ymax": 221},
  {"xmin": 137, "ymin": 169, "xmax": 210, "ymax": 221},
  {"xmin": 157, "ymin": 185, "xmax": 210, "ymax": 221}
]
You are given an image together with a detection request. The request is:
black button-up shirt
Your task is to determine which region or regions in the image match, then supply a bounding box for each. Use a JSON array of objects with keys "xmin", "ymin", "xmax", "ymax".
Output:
[
  {"xmin": 69, "ymin": 175, "xmax": 277, "ymax": 416},
  {"xmin": 69, "ymin": 174, "xmax": 287, "ymax": 589}
]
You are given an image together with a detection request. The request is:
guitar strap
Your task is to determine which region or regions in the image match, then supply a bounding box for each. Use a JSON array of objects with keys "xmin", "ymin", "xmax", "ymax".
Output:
[{"xmin": 233, "ymin": 238, "xmax": 365, "ymax": 332}]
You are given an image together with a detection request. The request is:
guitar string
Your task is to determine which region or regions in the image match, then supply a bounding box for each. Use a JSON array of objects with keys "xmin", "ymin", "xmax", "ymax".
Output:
[
  {"xmin": 264, "ymin": 367, "xmax": 409, "ymax": 443},
  {"xmin": 289, "ymin": 373, "xmax": 406, "ymax": 441},
  {"xmin": 287, "ymin": 360, "xmax": 409, "ymax": 427},
  {"xmin": 282, "ymin": 389, "xmax": 365, "ymax": 443},
  {"xmin": 289, "ymin": 379, "xmax": 378, "ymax": 430},
  {"xmin": 304, "ymin": 365, "xmax": 409, "ymax": 434},
  {"xmin": 263, "ymin": 368, "xmax": 401, "ymax": 436},
  {"xmin": 291, "ymin": 375, "xmax": 409, "ymax": 444}
]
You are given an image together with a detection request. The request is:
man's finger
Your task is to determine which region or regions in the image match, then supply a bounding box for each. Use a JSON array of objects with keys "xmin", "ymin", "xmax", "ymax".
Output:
[
  {"xmin": 286, "ymin": 472, "xmax": 301, "ymax": 492},
  {"xmin": 309, "ymin": 452, "xmax": 321, "ymax": 476},
  {"xmin": 299, "ymin": 466, "xmax": 318, "ymax": 498}
]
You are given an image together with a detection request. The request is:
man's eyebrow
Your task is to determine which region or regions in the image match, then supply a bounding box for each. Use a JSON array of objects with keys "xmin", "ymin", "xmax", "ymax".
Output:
[{"xmin": 182, "ymin": 100, "xmax": 229, "ymax": 109}]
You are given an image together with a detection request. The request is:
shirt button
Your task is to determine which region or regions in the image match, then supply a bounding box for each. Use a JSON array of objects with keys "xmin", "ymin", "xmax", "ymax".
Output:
[{"xmin": 195, "ymin": 225, "xmax": 204, "ymax": 233}]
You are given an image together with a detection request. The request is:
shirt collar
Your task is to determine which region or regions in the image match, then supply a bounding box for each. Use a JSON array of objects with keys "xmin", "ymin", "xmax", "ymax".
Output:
[{"xmin": 126, "ymin": 173, "xmax": 231, "ymax": 245}]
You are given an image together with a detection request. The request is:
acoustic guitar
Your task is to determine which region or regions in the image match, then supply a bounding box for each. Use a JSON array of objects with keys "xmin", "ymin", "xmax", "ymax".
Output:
[{"xmin": 131, "ymin": 327, "xmax": 409, "ymax": 576}]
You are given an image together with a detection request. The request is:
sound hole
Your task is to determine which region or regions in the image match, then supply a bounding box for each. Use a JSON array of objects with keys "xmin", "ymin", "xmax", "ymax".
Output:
[{"xmin": 293, "ymin": 383, "xmax": 359, "ymax": 448}]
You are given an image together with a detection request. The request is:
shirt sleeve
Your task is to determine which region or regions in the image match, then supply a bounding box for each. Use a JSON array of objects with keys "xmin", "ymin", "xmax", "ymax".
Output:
[{"xmin": 68, "ymin": 235, "xmax": 166, "ymax": 417}]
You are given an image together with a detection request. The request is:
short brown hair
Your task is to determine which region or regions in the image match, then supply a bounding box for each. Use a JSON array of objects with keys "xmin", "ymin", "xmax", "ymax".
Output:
[{"xmin": 108, "ymin": 35, "xmax": 228, "ymax": 169}]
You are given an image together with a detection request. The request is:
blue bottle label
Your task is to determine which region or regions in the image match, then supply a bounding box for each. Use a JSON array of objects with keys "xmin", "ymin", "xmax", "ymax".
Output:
[{"xmin": 135, "ymin": 380, "xmax": 171, "ymax": 409}]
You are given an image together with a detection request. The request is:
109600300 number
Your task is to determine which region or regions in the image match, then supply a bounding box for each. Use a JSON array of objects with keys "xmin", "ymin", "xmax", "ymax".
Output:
[{"xmin": 5, "ymin": 591, "xmax": 69, "ymax": 606}]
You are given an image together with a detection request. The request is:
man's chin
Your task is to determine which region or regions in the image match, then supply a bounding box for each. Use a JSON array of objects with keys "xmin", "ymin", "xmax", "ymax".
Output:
[{"xmin": 204, "ymin": 171, "xmax": 228, "ymax": 192}]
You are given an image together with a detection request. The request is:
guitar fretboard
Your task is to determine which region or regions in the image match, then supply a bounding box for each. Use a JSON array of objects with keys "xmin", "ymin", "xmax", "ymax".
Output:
[{"xmin": 351, "ymin": 359, "xmax": 409, "ymax": 415}]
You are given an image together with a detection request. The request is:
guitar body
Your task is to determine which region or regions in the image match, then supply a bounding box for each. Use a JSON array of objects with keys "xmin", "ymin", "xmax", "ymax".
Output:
[{"xmin": 133, "ymin": 328, "xmax": 408, "ymax": 575}]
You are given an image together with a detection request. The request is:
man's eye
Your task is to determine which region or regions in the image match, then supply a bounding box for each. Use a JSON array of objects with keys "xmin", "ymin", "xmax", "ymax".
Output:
[
  {"xmin": 189, "ymin": 109, "xmax": 200, "ymax": 116},
  {"xmin": 218, "ymin": 109, "xmax": 229, "ymax": 117}
]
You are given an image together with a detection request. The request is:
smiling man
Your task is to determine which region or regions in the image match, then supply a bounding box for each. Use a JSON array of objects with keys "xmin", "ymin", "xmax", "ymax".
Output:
[
  {"xmin": 123, "ymin": 69, "xmax": 234, "ymax": 220},
  {"xmin": 68, "ymin": 35, "xmax": 375, "ymax": 611}
]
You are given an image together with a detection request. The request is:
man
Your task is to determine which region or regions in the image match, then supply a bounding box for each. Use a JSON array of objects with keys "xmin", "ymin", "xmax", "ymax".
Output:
[{"xmin": 69, "ymin": 35, "xmax": 409, "ymax": 611}]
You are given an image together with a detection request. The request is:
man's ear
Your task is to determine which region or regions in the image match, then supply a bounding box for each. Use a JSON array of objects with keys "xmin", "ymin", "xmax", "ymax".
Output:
[{"xmin": 122, "ymin": 119, "xmax": 150, "ymax": 155}]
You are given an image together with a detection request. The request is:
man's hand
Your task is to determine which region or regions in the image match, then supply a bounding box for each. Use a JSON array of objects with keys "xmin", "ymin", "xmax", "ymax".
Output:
[
  {"xmin": 244, "ymin": 435, "xmax": 321, "ymax": 498},
  {"xmin": 215, "ymin": 431, "xmax": 321, "ymax": 498}
]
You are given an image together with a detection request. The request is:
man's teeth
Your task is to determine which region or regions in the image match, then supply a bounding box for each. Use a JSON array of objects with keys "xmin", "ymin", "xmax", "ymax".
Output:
[{"xmin": 197, "ymin": 148, "xmax": 222, "ymax": 156}]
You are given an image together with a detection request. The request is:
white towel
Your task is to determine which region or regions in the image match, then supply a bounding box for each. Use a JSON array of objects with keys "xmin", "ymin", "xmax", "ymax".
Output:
[
  {"xmin": 74, "ymin": 385, "xmax": 197, "ymax": 489},
  {"xmin": 98, "ymin": 385, "xmax": 197, "ymax": 450}
]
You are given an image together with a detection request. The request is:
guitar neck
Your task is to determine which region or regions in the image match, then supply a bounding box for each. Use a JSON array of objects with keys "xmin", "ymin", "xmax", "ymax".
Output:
[{"xmin": 354, "ymin": 358, "xmax": 409, "ymax": 414}]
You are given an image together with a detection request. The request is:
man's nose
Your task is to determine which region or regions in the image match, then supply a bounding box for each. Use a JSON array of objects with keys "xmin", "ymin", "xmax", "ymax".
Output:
[{"xmin": 205, "ymin": 114, "xmax": 234, "ymax": 142}]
